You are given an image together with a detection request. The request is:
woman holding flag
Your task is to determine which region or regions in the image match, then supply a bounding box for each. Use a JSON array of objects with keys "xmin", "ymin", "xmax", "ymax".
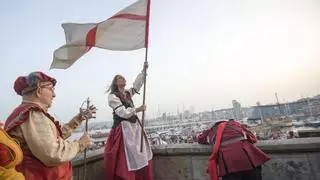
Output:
[
  {"xmin": 104, "ymin": 63, "xmax": 153, "ymax": 180},
  {"xmin": 49, "ymin": 0, "xmax": 153, "ymax": 177},
  {"xmin": 104, "ymin": 62, "xmax": 153, "ymax": 180}
]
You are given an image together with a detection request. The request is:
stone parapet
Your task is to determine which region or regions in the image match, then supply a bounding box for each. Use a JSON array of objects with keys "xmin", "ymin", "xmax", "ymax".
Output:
[{"xmin": 72, "ymin": 138, "xmax": 320, "ymax": 180}]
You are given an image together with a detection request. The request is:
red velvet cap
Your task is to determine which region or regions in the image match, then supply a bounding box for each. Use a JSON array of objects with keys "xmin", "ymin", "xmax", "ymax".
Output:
[{"xmin": 14, "ymin": 72, "xmax": 56, "ymax": 96}]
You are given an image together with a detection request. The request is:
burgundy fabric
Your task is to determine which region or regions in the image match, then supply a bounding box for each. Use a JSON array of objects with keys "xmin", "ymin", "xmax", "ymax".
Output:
[
  {"xmin": 0, "ymin": 144, "xmax": 13, "ymax": 167},
  {"xmin": 16, "ymin": 150, "xmax": 72, "ymax": 180},
  {"xmin": 14, "ymin": 71, "xmax": 57, "ymax": 96},
  {"xmin": 5, "ymin": 103, "xmax": 62, "ymax": 136},
  {"xmin": 207, "ymin": 122, "xmax": 227, "ymax": 180},
  {"xmin": 4, "ymin": 103, "xmax": 71, "ymax": 180},
  {"xmin": 198, "ymin": 121, "xmax": 270, "ymax": 177},
  {"xmin": 104, "ymin": 125, "xmax": 153, "ymax": 180},
  {"xmin": 198, "ymin": 121, "xmax": 257, "ymax": 145}
]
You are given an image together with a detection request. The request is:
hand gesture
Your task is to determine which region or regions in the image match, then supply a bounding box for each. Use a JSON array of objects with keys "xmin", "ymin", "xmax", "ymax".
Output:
[
  {"xmin": 80, "ymin": 105, "xmax": 97, "ymax": 120},
  {"xmin": 79, "ymin": 132, "xmax": 90, "ymax": 148}
]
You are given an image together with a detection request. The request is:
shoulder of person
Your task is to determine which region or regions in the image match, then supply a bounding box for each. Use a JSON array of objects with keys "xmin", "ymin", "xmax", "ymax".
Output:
[{"xmin": 108, "ymin": 93, "xmax": 118, "ymax": 99}]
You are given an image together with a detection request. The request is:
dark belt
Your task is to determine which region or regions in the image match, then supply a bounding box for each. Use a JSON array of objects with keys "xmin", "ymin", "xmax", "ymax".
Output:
[
  {"xmin": 112, "ymin": 115, "xmax": 138, "ymax": 128},
  {"xmin": 213, "ymin": 136, "xmax": 247, "ymax": 147}
]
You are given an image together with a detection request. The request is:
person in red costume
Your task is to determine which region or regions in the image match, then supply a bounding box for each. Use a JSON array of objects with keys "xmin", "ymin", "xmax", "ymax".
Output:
[
  {"xmin": 4, "ymin": 71, "xmax": 96, "ymax": 180},
  {"xmin": 198, "ymin": 119, "xmax": 270, "ymax": 180},
  {"xmin": 104, "ymin": 62, "xmax": 153, "ymax": 180}
]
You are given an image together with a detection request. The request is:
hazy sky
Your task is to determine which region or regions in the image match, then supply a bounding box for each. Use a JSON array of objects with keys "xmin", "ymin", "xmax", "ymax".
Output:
[{"xmin": 1, "ymin": 0, "xmax": 319, "ymax": 123}]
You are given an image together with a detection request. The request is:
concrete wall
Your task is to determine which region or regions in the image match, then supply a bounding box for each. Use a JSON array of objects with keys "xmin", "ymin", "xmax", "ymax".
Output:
[{"xmin": 72, "ymin": 138, "xmax": 320, "ymax": 180}]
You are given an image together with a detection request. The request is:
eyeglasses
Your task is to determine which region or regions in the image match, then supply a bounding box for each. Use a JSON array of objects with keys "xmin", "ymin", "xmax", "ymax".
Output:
[{"xmin": 40, "ymin": 85, "xmax": 55, "ymax": 93}]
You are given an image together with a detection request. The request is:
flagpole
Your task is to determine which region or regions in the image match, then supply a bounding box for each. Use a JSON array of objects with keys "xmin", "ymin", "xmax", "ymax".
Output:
[
  {"xmin": 140, "ymin": 48, "xmax": 148, "ymax": 153},
  {"xmin": 140, "ymin": 0, "xmax": 151, "ymax": 153}
]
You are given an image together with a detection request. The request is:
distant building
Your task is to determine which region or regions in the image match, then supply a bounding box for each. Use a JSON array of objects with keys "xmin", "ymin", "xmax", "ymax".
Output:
[
  {"xmin": 214, "ymin": 108, "xmax": 234, "ymax": 120},
  {"xmin": 232, "ymin": 100, "xmax": 244, "ymax": 120},
  {"xmin": 248, "ymin": 96, "xmax": 320, "ymax": 119},
  {"xmin": 249, "ymin": 104, "xmax": 285, "ymax": 119}
]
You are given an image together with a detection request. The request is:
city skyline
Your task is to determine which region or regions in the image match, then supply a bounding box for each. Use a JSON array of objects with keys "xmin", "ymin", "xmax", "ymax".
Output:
[{"xmin": 141, "ymin": 92, "xmax": 320, "ymax": 121}]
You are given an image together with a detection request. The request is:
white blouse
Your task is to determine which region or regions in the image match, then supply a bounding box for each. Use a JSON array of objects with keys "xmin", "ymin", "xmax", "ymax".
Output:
[{"xmin": 108, "ymin": 72, "xmax": 145, "ymax": 119}]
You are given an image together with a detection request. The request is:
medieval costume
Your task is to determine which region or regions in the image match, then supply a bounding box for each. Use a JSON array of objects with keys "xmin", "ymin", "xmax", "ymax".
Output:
[
  {"xmin": 198, "ymin": 119, "xmax": 270, "ymax": 180},
  {"xmin": 4, "ymin": 72, "xmax": 88, "ymax": 180},
  {"xmin": 104, "ymin": 71, "xmax": 153, "ymax": 180},
  {"xmin": 0, "ymin": 128, "xmax": 25, "ymax": 180}
]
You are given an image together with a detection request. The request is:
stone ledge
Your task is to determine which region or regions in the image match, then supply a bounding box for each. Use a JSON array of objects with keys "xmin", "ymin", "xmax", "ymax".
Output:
[
  {"xmin": 72, "ymin": 137, "xmax": 320, "ymax": 165},
  {"xmin": 256, "ymin": 137, "xmax": 320, "ymax": 153},
  {"xmin": 72, "ymin": 149, "xmax": 104, "ymax": 167},
  {"xmin": 152, "ymin": 137, "xmax": 320, "ymax": 156}
]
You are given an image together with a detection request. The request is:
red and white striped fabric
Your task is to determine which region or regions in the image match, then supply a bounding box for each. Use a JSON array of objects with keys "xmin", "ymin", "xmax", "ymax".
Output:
[{"xmin": 50, "ymin": 0, "xmax": 150, "ymax": 69}]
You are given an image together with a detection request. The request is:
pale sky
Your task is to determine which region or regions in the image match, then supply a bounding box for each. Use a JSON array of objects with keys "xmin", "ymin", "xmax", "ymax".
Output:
[{"xmin": 1, "ymin": 0, "xmax": 319, "ymax": 123}]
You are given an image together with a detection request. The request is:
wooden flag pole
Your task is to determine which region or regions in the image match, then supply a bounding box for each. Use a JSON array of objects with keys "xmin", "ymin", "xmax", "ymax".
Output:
[
  {"xmin": 140, "ymin": 48, "xmax": 148, "ymax": 153},
  {"xmin": 140, "ymin": 0, "xmax": 151, "ymax": 153}
]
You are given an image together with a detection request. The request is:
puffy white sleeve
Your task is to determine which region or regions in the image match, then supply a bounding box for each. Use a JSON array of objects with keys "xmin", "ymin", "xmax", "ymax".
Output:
[
  {"xmin": 108, "ymin": 94, "xmax": 137, "ymax": 119},
  {"xmin": 128, "ymin": 71, "xmax": 146, "ymax": 97}
]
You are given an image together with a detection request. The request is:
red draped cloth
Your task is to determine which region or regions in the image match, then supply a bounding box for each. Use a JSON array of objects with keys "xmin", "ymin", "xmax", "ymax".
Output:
[
  {"xmin": 207, "ymin": 122, "xmax": 227, "ymax": 180},
  {"xmin": 198, "ymin": 121, "xmax": 270, "ymax": 178},
  {"xmin": 5, "ymin": 103, "xmax": 73, "ymax": 180},
  {"xmin": 104, "ymin": 125, "xmax": 153, "ymax": 180},
  {"xmin": 0, "ymin": 144, "xmax": 13, "ymax": 167},
  {"xmin": 16, "ymin": 150, "xmax": 72, "ymax": 180}
]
